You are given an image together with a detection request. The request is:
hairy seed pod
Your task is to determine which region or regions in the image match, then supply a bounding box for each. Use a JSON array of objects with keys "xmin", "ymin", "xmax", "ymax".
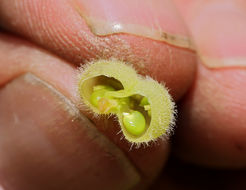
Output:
[{"xmin": 78, "ymin": 60, "xmax": 175, "ymax": 144}]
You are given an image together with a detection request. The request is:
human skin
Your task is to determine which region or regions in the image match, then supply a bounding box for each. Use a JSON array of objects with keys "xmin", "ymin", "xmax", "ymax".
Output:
[{"xmin": 0, "ymin": 0, "xmax": 245, "ymax": 189}]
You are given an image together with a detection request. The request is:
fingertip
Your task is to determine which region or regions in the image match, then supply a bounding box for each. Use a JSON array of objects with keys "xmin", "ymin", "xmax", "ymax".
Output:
[
  {"xmin": 0, "ymin": 73, "xmax": 141, "ymax": 190},
  {"xmin": 173, "ymin": 63, "xmax": 246, "ymax": 168}
]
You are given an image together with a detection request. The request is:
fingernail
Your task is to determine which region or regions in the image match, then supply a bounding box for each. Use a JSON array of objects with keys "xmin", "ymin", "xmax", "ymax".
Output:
[
  {"xmin": 188, "ymin": 1, "xmax": 246, "ymax": 68},
  {"xmin": 0, "ymin": 73, "xmax": 140, "ymax": 190},
  {"xmin": 72, "ymin": 0, "xmax": 193, "ymax": 49}
]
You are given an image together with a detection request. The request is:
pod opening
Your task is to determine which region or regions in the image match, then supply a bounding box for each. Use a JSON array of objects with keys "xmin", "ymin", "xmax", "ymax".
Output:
[{"xmin": 81, "ymin": 75, "xmax": 151, "ymax": 137}]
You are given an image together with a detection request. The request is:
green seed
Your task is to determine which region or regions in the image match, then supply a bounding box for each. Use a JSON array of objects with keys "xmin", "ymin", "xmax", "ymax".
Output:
[
  {"xmin": 123, "ymin": 111, "xmax": 146, "ymax": 136},
  {"xmin": 140, "ymin": 97, "xmax": 151, "ymax": 116},
  {"xmin": 139, "ymin": 97, "xmax": 149, "ymax": 106},
  {"xmin": 90, "ymin": 85, "xmax": 115, "ymax": 107},
  {"xmin": 90, "ymin": 89, "xmax": 106, "ymax": 107}
]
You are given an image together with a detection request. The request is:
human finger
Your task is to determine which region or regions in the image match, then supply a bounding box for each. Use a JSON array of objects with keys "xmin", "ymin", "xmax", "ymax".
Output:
[
  {"xmin": 172, "ymin": 0, "xmax": 246, "ymax": 167},
  {"xmin": 0, "ymin": 0, "xmax": 196, "ymax": 100}
]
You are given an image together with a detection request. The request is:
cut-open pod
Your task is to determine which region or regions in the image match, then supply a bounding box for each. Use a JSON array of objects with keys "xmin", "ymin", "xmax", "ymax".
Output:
[{"xmin": 78, "ymin": 60, "xmax": 175, "ymax": 144}]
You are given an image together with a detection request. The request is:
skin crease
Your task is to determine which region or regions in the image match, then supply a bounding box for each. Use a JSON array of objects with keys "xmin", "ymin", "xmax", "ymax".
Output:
[
  {"xmin": 0, "ymin": 0, "xmax": 246, "ymax": 190},
  {"xmin": 0, "ymin": 73, "xmax": 141, "ymax": 190}
]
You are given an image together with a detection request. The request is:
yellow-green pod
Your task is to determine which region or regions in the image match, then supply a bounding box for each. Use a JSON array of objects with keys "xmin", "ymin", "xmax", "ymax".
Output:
[{"xmin": 78, "ymin": 60, "xmax": 175, "ymax": 144}]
